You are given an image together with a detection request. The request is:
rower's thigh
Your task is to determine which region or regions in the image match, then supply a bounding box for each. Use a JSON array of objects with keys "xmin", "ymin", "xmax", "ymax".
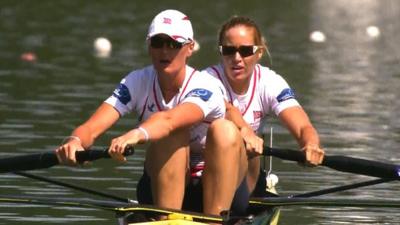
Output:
[
  {"xmin": 205, "ymin": 118, "xmax": 247, "ymax": 176},
  {"xmin": 145, "ymin": 128, "xmax": 190, "ymax": 176}
]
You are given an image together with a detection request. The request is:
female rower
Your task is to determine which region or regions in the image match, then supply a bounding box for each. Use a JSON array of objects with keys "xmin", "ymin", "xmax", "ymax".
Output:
[
  {"xmin": 204, "ymin": 16, "xmax": 325, "ymax": 194},
  {"xmin": 55, "ymin": 10, "xmax": 252, "ymax": 216}
]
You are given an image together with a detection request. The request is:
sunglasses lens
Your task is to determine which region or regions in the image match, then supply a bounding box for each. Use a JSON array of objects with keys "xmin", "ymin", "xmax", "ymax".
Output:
[
  {"xmin": 221, "ymin": 46, "xmax": 236, "ymax": 55},
  {"xmin": 150, "ymin": 36, "xmax": 164, "ymax": 48},
  {"xmin": 238, "ymin": 46, "xmax": 254, "ymax": 57},
  {"xmin": 220, "ymin": 45, "xmax": 256, "ymax": 57},
  {"xmin": 169, "ymin": 41, "xmax": 183, "ymax": 49},
  {"xmin": 150, "ymin": 36, "xmax": 184, "ymax": 49}
]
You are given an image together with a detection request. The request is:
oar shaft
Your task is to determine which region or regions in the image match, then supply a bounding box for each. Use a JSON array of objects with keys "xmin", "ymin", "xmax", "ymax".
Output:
[
  {"xmin": 0, "ymin": 147, "xmax": 134, "ymax": 173},
  {"xmin": 250, "ymin": 197, "xmax": 400, "ymax": 208},
  {"xmin": 263, "ymin": 147, "xmax": 400, "ymax": 179},
  {"xmin": 323, "ymin": 155, "xmax": 399, "ymax": 179},
  {"xmin": 0, "ymin": 194, "xmax": 129, "ymax": 211},
  {"xmin": 294, "ymin": 178, "xmax": 396, "ymax": 198},
  {"xmin": 0, "ymin": 152, "xmax": 58, "ymax": 173},
  {"xmin": 13, "ymin": 171, "xmax": 130, "ymax": 203}
]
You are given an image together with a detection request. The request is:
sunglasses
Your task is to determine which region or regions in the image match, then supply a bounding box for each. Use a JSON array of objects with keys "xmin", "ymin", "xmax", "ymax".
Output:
[
  {"xmin": 150, "ymin": 36, "xmax": 189, "ymax": 49},
  {"xmin": 219, "ymin": 45, "xmax": 261, "ymax": 57}
]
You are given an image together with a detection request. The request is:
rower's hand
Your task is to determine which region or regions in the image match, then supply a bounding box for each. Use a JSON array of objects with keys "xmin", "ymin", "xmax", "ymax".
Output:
[
  {"xmin": 55, "ymin": 138, "xmax": 85, "ymax": 166},
  {"xmin": 302, "ymin": 144, "xmax": 325, "ymax": 166},
  {"xmin": 109, "ymin": 129, "xmax": 142, "ymax": 162},
  {"xmin": 240, "ymin": 126, "xmax": 264, "ymax": 156}
]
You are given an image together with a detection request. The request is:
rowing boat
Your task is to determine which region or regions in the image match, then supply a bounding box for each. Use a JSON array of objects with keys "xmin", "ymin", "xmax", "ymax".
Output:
[
  {"xmin": 0, "ymin": 147, "xmax": 281, "ymax": 225},
  {"xmin": 0, "ymin": 193, "xmax": 281, "ymax": 225},
  {"xmin": 119, "ymin": 202, "xmax": 280, "ymax": 225},
  {"xmin": 0, "ymin": 146, "xmax": 399, "ymax": 224}
]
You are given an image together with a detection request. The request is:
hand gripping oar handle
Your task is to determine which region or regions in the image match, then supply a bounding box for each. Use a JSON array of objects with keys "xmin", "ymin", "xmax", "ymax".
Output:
[
  {"xmin": 0, "ymin": 147, "xmax": 134, "ymax": 173},
  {"xmin": 263, "ymin": 146, "xmax": 400, "ymax": 179},
  {"xmin": 75, "ymin": 147, "xmax": 135, "ymax": 162}
]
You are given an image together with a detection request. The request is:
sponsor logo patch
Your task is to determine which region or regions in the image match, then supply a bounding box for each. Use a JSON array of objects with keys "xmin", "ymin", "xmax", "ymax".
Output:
[
  {"xmin": 185, "ymin": 88, "xmax": 213, "ymax": 101},
  {"xmin": 277, "ymin": 88, "xmax": 295, "ymax": 103},
  {"xmin": 112, "ymin": 84, "xmax": 131, "ymax": 105}
]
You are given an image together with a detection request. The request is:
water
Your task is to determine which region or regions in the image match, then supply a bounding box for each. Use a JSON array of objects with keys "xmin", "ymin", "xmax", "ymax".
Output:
[{"xmin": 1, "ymin": 0, "xmax": 399, "ymax": 224}]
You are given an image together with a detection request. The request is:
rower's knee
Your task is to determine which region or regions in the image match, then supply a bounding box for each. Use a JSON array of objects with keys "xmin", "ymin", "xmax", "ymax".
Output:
[{"xmin": 206, "ymin": 118, "xmax": 242, "ymax": 152}]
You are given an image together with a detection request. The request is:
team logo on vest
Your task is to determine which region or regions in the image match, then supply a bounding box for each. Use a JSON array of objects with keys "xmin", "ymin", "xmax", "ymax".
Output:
[
  {"xmin": 185, "ymin": 88, "xmax": 213, "ymax": 101},
  {"xmin": 113, "ymin": 83, "xmax": 131, "ymax": 105},
  {"xmin": 277, "ymin": 88, "xmax": 295, "ymax": 103}
]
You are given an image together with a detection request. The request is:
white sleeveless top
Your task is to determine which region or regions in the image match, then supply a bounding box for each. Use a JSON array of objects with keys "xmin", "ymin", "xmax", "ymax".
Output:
[
  {"xmin": 204, "ymin": 63, "xmax": 300, "ymax": 133},
  {"xmin": 105, "ymin": 65, "xmax": 226, "ymax": 149}
]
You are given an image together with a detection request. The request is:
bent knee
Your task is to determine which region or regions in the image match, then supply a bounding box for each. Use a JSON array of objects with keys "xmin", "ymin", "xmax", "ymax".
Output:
[
  {"xmin": 208, "ymin": 118, "xmax": 239, "ymax": 138},
  {"xmin": 207, "ymin": 118, "xmax": 242, "ymax": 149}
]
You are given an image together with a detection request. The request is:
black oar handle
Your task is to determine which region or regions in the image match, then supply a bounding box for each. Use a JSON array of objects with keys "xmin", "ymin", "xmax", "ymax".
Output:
[
  {"xmin": 263, "ymin": 146, "xmax": 304, "ymax": 162},
  {"xmin": 76, "ymin": 147, "xmax": 135, "ymax": 163},
  {"xmin": 263, "ymin": 146, "xmax": 400, "ymax": 179},
  {"xmin": 0, "ymin": 147, "xmax": 134, "ymax": 173}
]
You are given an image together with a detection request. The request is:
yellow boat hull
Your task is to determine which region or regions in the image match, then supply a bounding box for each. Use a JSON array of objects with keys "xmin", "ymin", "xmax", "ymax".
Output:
[
  {"xmin": 123, "ymin": 207, "xmax": 281, "ymax": 225},
  {"xmin": 128, "ymin": 219, "xmax": 211, "ymax": 225}
]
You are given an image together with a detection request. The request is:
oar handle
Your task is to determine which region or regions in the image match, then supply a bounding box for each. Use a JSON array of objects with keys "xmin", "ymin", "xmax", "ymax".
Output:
[
  {"xmin": 0, "ymin": 147, "xmax": 134, "ymax": 173},
  {"xmin": 263, "ymin": 146, "xmax": 304, "ymax": 162},
  {"xmin": 263, "ymin": 146, "xmax": 400, "ymax": 179},
  {"xmin": 76, "ymin": 147, "xmax": 135, "ymax": 162}
]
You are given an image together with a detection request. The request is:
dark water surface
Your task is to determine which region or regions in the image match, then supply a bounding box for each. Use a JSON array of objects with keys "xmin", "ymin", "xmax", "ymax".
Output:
[{"xmin": 1, "ymin": 0, "xmax": 399, "ymax": 224}]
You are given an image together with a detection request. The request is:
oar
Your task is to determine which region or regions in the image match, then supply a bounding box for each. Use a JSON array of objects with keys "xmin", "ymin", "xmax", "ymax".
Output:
[
  {"xmin": 0, "ymin": 147, "xmax": 134, "ymax": 173},
  {"xmin": 293, "ymin": 178, "xmax": 397, "ymax": 198},
  {"xmin": 250, "ymin": 197, "xmax": 400, "ymax": 208},
  {"xmin": 13, "ymin": 171, "xmax": 136, "ymax": 203},
  {"xmin": 0, "ymin": 194, "xmax": 226, "ymax": 223},
  {"xmin": 263, "ymin": 146, "xmax": 400, "ymax": 179},
  {"xmin": 0, "ymin": 194, "xmax": 129, "ymax": 211}
]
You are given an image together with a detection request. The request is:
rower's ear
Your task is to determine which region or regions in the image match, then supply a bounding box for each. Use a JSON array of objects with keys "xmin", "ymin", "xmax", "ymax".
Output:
[
  {"xmin": 256, "ymin": 50, "xmax": 263, "ymax": 60},
  {"xmin": 186, "ymin": 41, "xmax": 195, "ymax": 57}
]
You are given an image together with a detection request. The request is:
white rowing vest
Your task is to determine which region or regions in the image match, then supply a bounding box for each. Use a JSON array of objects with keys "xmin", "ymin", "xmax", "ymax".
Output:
[
  {"xmin": 105, "ymin": 65, "xmax": 226, "ymax": 177},
  {"xmin": 204, "ymin": 63, "xmax": 300, "ymax": 133}
]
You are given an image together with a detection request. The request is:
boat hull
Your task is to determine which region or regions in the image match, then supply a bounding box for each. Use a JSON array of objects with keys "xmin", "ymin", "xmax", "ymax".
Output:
[{"xmin": 120, "ymin": 206, "xmax": 281, "ymax": 225}]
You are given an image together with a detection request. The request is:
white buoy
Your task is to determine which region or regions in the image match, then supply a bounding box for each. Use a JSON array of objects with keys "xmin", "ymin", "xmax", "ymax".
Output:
[
  {"xmin": 309, "ymin": 30, "xmax": 326, "ymax": 43},
  {"xmin": 366, "ymin": 26, "xmax": 380, "ymax": 38},
  {"xmin": 94, "ymin": 37, "xmax": 112, "ymax": 58}
]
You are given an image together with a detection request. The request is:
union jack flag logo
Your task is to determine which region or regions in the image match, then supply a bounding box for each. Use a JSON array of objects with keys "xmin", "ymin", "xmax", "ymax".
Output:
[{"xmin": 163, "ymin": 17, "xmax": 172, "ymax": 24}]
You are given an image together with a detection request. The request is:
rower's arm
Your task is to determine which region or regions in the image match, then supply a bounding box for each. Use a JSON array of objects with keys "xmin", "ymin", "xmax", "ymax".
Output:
[
  {"xmin": 56, "ymin": 102, "xmax": 120, "ymax": 165},
  {"xmin": 225, "ymin": 101, "xmax": 263, "ymax": 155},
  {"xmin": 140, "ymin": 102, "xmax": 204, "ymax": 141},
  {"xmin": 70, "ymin": 103, "xmax": 120, "ymax": 149},
  {"xmin": 225, "ymin": 101, "xmax": 247, "ymax": 129},
  {"xmin": 278, "ymin": 106, "xmax": 319, "ymax": 146},
  {"xmin": 278, "ymin": 106, "xmax": 324, "ymax": 165},
  {"xmin": 108, "ymin": 102, "xmax": 204, "ymax": 158}
]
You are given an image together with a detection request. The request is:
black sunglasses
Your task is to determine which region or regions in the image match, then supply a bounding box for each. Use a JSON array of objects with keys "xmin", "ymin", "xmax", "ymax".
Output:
[
  {"xmin": 150, "ymin": 36, "xmax": 188, "ymax": 49},
  {"xmin": 219, "ymin": 45, "xmax": 261, "ymax": 57}
]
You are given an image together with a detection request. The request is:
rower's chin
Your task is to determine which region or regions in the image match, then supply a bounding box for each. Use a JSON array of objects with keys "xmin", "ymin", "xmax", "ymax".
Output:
[{"xmin": 230, "ymin": 69, "xmax": 246, "ymax": 79}]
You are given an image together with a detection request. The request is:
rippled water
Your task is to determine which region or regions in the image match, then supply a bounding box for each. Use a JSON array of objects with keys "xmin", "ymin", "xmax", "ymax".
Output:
[{"xmin": 1, "ymin": 1, "xmax": 399, "ymax": 224}]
